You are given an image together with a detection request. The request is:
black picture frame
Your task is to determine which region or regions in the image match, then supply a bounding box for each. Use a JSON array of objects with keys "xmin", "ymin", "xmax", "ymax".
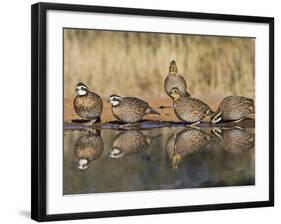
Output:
[{"xmin": 31, "ymin": 2, "xmax": 274, "ymax": 222}]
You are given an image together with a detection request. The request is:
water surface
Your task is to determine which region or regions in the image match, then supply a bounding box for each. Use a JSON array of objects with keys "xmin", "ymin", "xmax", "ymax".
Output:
[{"xmin": 63, "ymin": 126, "xmax": 255, "ymax": 195}]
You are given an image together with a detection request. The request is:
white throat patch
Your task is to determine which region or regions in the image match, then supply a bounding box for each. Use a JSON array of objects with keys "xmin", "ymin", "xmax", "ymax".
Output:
[
  {"xmin": 109, "ymin": 96, "xmax": 122, "ymax": 106},
  {"xmin": 111, "ymin": 100, "xmax": 120, "ymax": 106},
  {"xmin": 110, "ymin": 148, "xmax": 125, "ymax": 159},
  {"xmin": 77, "ymin": 89, "xmax": 87, "ymax": 96}
]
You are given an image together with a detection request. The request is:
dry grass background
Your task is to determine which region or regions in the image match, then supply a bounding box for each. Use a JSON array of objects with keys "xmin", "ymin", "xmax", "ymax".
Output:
[{"xmin": 64, "ymin": 29, "xmax": 255, "ymax": 101}]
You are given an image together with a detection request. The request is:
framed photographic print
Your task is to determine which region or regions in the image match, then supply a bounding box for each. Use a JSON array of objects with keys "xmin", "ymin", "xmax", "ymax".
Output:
[{"xmin": 31, "ymin": 2, "xmax": 274, "ymax": 222}]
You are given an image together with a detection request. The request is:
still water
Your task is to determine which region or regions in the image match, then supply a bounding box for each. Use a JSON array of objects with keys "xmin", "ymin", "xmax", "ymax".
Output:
[{"xmin": 63, "ymin": 126, "xmax": 255, "ymax": 195}]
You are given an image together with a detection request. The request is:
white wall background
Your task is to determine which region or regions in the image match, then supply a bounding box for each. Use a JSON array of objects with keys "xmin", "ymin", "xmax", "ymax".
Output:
[{"xmin": 0, "ymin": 0, "xmax": 279, "ymax": 223}]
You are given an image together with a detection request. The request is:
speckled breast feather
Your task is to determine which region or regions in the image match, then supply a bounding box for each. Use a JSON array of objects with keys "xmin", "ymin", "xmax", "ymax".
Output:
[
  {"xmin": 74, "ymin": 133, "xmax": 104, "ymax": 161},
  {"xmin": 164, "ymin": 74, "xmax": 187, "ymax": 97},
  {"xmin": 73, "ymin": 92, "xmax": 103, "ymax": 119}
]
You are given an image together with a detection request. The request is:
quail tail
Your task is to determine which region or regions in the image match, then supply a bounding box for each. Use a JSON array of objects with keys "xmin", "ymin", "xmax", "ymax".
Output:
[{"xmin": 146, "ymin": 107, "xmax": 161, "ymax": 116}]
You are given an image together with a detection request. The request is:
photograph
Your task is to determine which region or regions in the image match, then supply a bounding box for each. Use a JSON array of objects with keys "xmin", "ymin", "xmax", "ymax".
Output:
[{"xmin": 63, "ymin": 28, "xmax": 255, "ymax": 195}]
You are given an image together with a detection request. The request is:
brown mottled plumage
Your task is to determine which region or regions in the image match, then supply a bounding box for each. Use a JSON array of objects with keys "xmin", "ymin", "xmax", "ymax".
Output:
[
  {"xmin": 108, "ymin": 95, "xmax": 160, "ymax": 123},
  {"xmin": 73, "ymin": 82, "xmax": 103, "ymax": 123},
  {"xmin": 170, "ymin": 87, "xmax": 213, "ymax": 124},
  {"xmin": 211, "ymin": 127, "xmax": 255, "ymax": 154},
  {"xmin": 74, "ymin": 131, "xmax": 104, "ymax": 170},
  {"xmin": 164, "ymin": 60, "xmax": 190, "ymax": 98},
  {"xmin": 110, "ymin": 130, "xmax": 151, "ymax": 158},
  {"xmin": 211, "ymin": 96, "xmax": 255, "ymax": 123},
  {"xmin": 166, "ymin": 128, "xmax": 210, "ymax": 169}
]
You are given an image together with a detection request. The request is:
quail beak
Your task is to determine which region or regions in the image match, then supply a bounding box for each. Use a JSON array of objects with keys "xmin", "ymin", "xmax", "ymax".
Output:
[
  {"xmin": 185, "ymin": 91, "xmax": 191, "ymax": 97},
  {"xmin": 107, "ymin": 96, "xmax": 112, "ymax": 103}
]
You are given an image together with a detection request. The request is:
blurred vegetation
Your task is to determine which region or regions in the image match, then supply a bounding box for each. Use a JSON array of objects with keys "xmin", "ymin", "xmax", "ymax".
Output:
[{"xmin": 64, "ymin": 29, "xmax": 255, "ymax": 99}]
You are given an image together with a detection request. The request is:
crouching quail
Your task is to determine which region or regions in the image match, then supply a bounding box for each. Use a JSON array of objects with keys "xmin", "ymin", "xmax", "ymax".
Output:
[
  {"xmin": 211, "ymin": 96, "xmax": 255, "ymax": 124},
  {"xmin": 108, "ymin": 94, "xmax": 160, "ymax": 123},
  {"xmin": 169, "ymin": 87, "xmax": 213, "ymax": 125}
]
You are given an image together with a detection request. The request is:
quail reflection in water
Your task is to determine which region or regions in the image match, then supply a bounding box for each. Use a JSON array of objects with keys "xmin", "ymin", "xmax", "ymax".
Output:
[
  {"xmin": 110, "ymin": 130, "xmax": 154, "ymax": 159},
  {"xmin": 211, "ymin": 127, "xmax": 255, "ymax": 153},
  {"xmin": 74, "ymin": 130, "xmax": 104, "ymax": 170},
  {"xmin": 64, "ymin": 126, "xmax": 255, "ymax": 194},
  {"xmin": 166, "ymin": 128, "xmax": 210, "ymax": 170}
]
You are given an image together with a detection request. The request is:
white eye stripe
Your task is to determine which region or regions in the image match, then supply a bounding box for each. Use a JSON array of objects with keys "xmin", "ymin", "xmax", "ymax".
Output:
[
  {"xmin": 111, "ymin": 96, "xmax": 122, "ymax": 101},
  {"xmin": 77, "ymin": 86, "xmax": 87, "ymax": 90},
  {"xmin": 108, "ymin": 96, "xmax": 122, "ymax": 106}
]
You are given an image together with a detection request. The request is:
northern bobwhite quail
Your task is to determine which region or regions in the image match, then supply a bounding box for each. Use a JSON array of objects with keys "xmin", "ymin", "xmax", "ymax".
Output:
[
  {"xmin": 211, "ymin": 96, "xmax": 255, "ymax": 124},
  {"xmin": 73, "ymin": 82, "xmax": 103, "ymax": 124},
  {"xmin": 166, "ymin": 128, "xmax": 210, "ymax": 169},
  {"xmin": 169, "ymin": 87, "xmax": 213, "ymax": 125},
  {"xmin": 164, "ymin": 60, "xmax": 190, "ymax": 99},
  {"xmin": 110, "ymin": 130, "xmax": 151, "ymax": 158},
  {"xmin": 108, "ymin": 94, "xmax": 160, "ymax": 123},
  {"xmin": 211, "ymin": 127, "xmax": 255, "ymax": 154},
  {"xmin": 74, "ymin": 130, "xmax": 104, "ymax": 170}
]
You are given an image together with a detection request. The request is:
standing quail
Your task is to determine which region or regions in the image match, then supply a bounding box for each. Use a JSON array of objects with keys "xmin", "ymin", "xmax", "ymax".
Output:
[
  {"xmin": 73, "ymin": 82, "xmax": 103, "ymax": 124},
  {"xmin": 211, "ymin": 96, "xmax": 255, "ymax": 124},
  {"xmin": 164, "ymin": 60, "xmax": 190, "ymax": 99},
  {"xmin": 108, "ymin": 94, "xmax": 160, "ymax": 123}
]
